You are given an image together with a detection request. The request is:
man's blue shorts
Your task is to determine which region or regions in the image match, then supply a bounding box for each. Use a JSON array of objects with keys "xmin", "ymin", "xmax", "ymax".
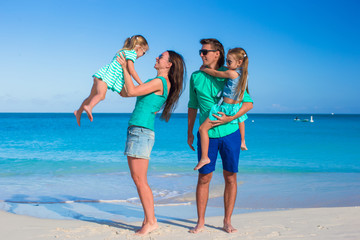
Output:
[{"xmin": 197, "ymin": 129, "xmax": 241, "ymax": 174}]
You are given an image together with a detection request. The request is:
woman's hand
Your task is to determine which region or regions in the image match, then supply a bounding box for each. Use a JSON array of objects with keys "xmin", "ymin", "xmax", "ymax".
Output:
[
  {"xmin": 209, "ymin": 112, "xmax": 233, "ymax": 127},
  {"xmin": 116, "ymin": 53, "xmax": 127, "ymax": 68}
]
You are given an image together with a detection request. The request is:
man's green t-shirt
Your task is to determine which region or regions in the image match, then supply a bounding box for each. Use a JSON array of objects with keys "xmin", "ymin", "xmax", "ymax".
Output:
[{"xmin": 188, "ymin": 67, "xmax": 253, "ymax": 138}]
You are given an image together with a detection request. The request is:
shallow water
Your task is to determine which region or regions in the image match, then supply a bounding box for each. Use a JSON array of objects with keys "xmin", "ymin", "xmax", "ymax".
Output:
[{"xmin": 1, "ymin": 113, "xmax": 359, "ymax": 221}]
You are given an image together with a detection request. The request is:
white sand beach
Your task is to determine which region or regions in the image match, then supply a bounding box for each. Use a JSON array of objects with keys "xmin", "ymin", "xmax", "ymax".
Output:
[{"xmin": 1, "ymin": 207, "xmax": 360, "ymax": 240}]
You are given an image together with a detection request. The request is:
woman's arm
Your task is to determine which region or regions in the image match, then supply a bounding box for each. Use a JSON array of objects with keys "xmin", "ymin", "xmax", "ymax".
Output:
[
  {"xmin": 200, "ymin": 66, "xmax": 238, "ymax": 79},
  {"xmin": 127, "ymin": 60, "xmax": 143, "ymax": 85},
  {"xmin": 118, "ymin": 54, "xmax": 162, "ymax": 97}
]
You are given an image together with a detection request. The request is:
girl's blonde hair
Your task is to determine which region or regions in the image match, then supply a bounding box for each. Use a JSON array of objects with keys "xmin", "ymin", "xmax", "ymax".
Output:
[
  {"xmin": 120, "ymin": 35, "xmax": 148, "ymax": 52},
  {"xmin": 228, "ymin": 48, "xmax": 249, "ymax": 101}
]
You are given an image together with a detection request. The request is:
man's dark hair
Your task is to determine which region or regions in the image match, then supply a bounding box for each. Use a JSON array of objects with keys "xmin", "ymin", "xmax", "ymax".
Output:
[{"xmin": 200, "ymin": 38, "xmax": 225, "ymax": 69}]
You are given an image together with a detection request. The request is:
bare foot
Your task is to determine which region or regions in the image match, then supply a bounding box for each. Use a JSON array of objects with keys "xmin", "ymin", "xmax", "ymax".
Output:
[
  {"xmin": 74, "ymin": 110, "xmax": 82, "ymax": 126},
  {"xmin": 83, "ymin": 105, "xmax": 93, "ymax": 122},
  {"xmin": 189, "ymin": 223, "xmax": 205, "ymax": 233},
  {"xmin": 194, "ymin": 157, "xmax": 210, "ymax": 170},
  {"xmin": 135, "ymin": 221, "xmax": 158, "ymax": 235},
  {"xmin": 223, "ymin": 222, "xmax": 237, "ymax": 233},
  {"xmin": 241, "ymin": 142, "xmax": 248, "ymax": 151}
]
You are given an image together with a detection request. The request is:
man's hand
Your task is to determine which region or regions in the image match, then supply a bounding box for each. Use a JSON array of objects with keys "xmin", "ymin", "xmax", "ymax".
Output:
[
  {"xmin": 187, "ymin": 132, "xmax": 195, "ymax": 151},
  {"xmin": 209, "ymin": 112, "xmax": 233, "ymax": 127}
]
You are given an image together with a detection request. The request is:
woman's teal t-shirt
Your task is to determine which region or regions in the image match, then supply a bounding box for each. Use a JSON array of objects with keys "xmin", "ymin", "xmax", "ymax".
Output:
[{"xmin": 128, "ymin": 77, "xmax": 168, "ymax": 131}]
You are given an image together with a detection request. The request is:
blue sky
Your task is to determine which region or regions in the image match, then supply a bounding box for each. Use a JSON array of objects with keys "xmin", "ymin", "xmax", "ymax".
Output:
[{"xmin": 1, "ymin": 0, "xmax": 359, "ymax": 113}]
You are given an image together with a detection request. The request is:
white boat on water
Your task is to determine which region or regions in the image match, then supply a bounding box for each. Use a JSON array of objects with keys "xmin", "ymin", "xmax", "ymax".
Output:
[{"xmin": 294, "ymin": 116, "xmax": 314, "ymax": 122}]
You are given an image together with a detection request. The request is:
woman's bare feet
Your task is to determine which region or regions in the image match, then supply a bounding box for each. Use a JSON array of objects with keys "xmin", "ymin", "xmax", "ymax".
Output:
[
  {"xmin": 194, "ymin": 157, "xmax": 210, "ymax": 170},
  {"xmin": 135, "ymin": 221, "xmax": 158, "ymax": 235},
  {"xmin": 74, "ymin": 110, "xmax": 81, "ymax": 126},
  {"xmin": 189, "ymin": 223, "xmax": 205, "ymax": 233},
  {"xmin": 223, "ymin": 222, "xmax": 237, "ymax": 233},
  {"xmin": 83, "ymin": 105, "xmax": 93, "ymax": 122}
]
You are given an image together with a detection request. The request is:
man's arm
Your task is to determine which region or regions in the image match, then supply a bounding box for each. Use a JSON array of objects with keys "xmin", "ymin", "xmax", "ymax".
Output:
[
  {"xmin": 210, "ymin": 90, "xmax": 254, "ymax": 127},
  {"xmin": 210, "ymin": 102, "xmax": 253, "ymax": 127},
  {"xmin": 187, "ymin": 73, "xmax": 198, "ymax": 151},
  {"xmin": 187, "ymin": 108, "xmax": 197, "ymax": 151}
]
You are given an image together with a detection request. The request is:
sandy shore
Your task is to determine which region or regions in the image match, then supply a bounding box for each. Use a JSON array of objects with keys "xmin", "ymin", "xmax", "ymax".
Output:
[{"xmin": 1, "ymin": 207, "xmax": 360, "ymax": 240}]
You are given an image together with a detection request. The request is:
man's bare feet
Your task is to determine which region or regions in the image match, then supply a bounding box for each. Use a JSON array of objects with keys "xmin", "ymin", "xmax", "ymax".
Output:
[
  {"xmin": 223, "ymin": 222, "xmax": 237, "ymax": 233},
  {"xmin": 135, "ymin": 221, "xmax": 158, "ymax": 235},
  {"xmin": 74, "ymin": 110, "xmax": 81, "ymax": 126},
  {"xmin": 83, "ymin": 105, "xmax": 93, "ymax": 122},
  {"xmin": 194, "ymin": 157, "xmax": 210, "ymax": 170},
  {"xmin": 189, "ymin": 223, "xmax": 205, "ymax": 233}
]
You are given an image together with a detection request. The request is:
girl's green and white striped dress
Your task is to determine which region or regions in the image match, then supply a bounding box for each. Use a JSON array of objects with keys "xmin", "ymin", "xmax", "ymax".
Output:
[{"xmin": 93, "ymin": 49, "xmax": 137, "ymax": 93}]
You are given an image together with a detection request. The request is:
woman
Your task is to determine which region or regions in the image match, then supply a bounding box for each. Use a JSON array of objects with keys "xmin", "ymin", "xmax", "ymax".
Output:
[{"xmin": 117, "ymin": 51, "xmax": 186, "ymax": 235}]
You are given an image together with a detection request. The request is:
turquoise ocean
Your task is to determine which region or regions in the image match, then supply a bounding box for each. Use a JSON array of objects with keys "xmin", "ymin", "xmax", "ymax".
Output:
[{"xmin": 1, "ymin": 113, "xmax": 360, "ymax": 222}]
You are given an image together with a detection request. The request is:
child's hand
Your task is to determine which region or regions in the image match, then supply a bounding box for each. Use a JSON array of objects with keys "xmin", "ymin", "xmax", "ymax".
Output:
[
  {"xmin": 200, "ymin": 65, "xmax": 208, "ymax": 71},
  {"xmin": 116, "ymin": 53, "xmax": 127, "ymax": 67}
]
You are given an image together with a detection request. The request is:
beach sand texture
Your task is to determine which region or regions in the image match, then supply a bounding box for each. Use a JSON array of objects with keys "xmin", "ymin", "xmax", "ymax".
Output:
[{"xmin": 1, "ymin": 207, "xmax": 359, "ymax": 240}]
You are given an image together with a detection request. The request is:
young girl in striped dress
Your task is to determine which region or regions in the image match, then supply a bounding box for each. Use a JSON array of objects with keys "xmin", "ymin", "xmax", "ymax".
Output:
[{"xmin": 74, "ymin": 35, "xmax": 148, "ymax": 126}]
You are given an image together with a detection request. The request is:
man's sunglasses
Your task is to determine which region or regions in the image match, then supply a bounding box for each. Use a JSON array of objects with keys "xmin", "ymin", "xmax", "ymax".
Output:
[{"xmin": 199, "ymin": 49, "xmax": 218, "ymax": 56}]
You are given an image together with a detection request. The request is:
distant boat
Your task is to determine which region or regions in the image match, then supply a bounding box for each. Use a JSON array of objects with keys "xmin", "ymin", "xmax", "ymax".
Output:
[{"xmin": 294, "ymin": 116, "xmax": 314, "ymax": 122}]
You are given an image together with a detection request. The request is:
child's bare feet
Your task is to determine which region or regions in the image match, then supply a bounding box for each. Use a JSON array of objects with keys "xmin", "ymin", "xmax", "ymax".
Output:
[
  {"xmin": 74, "ymin": 110, "xmax": 82, "ymax": 126},
  {"xmin": 135, "ymin": 221, "xmax": 158, "ymax": 235},
  {"xmin": 241, "ymin": 141, "xmax": 248, "ymax": 151},
  {"xmin": 83, "ymin": 105, "xmax": 93, "ymax": 122},
  {"xmin": 194, "ymin": 157, "xmax": 210, "ymax": 170}
]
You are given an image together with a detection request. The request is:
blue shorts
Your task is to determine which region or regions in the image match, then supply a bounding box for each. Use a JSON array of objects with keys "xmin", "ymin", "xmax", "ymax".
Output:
[
  {"xmin": 124, "ymin": 126, "xmax": 155, "ymax": 159},
  {"xmin": 197, "ymin": 129, "xmax": 241, "ymax": 174}
]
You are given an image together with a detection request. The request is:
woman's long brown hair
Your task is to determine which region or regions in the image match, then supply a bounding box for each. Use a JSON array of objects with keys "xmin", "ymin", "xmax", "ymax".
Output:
[{"xmin": 160, "ymin": 51, "xmax": 186, "ymax": 122}]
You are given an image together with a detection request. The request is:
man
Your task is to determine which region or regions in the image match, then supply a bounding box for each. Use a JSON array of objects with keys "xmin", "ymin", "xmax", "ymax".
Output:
[{"xmin": 187, "ymin": 38, "xmax": 253, "ymax": 233}]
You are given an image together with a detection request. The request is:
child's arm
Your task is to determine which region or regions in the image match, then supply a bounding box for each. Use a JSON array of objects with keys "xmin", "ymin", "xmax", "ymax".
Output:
[
  {"xmin": 126, "ymin": 60, "xmax": 143, "ymax": 85},
  {"xmin": 200, "ymin": 66, "xmax": 238, "ymax": 79}
]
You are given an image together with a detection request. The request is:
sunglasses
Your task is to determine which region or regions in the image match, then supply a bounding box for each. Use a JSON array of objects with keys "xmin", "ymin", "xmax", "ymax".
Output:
[
  {"xmin": 199, "ymin": 49, "xmax": 218, "ymax": 56},
  {"xmin": 158, "ymin": 54, "xmax": 171, "ymax": 62},
  {"xmin": 139, "ymin": 46, "xmax": 146, "ymax": 55}
]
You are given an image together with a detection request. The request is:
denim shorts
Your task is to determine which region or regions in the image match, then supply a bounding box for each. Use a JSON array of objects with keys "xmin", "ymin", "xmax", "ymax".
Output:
[
  {"xmin": 124, "ymin": 126, "xmax": 155, "ymax": 159},
  {"xmin": 197, "ymin": 129, "xmax": 241, "ymax": 174}
]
